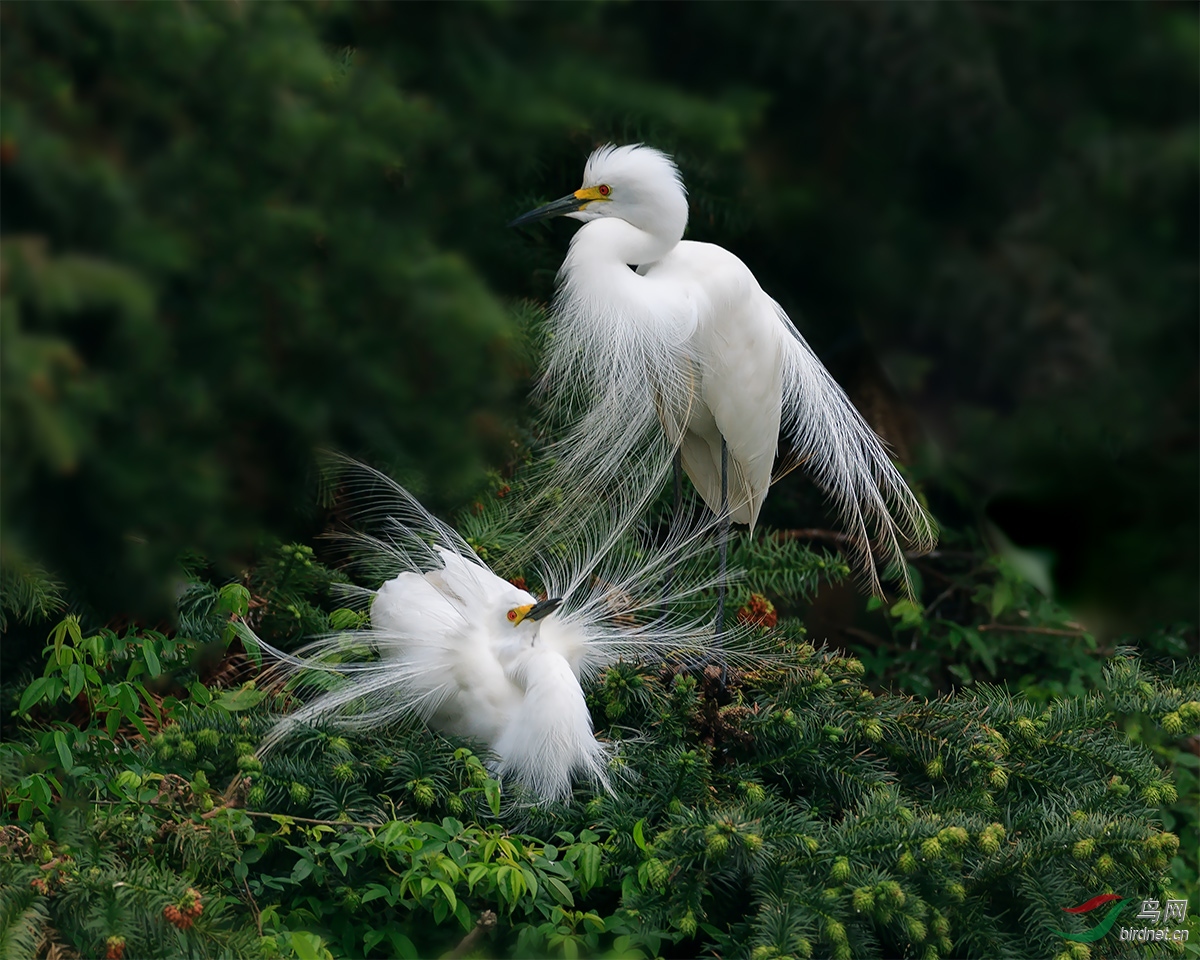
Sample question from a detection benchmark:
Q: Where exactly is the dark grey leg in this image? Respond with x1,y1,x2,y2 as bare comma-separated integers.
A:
659,449,684,620
715,438,729,645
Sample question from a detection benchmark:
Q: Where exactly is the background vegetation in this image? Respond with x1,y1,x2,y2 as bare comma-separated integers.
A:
2,3,1196,959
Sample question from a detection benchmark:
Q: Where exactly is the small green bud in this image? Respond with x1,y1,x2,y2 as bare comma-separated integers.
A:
896,806,915,825
409,779,435,808
921,837,942,860
289,782,311,804
831,856,851,882
844,658,865,676
235,741,255,757
938,826,969,847
237,755,262,773
1161,712,1184,736
898,850,917,874
446,793,464,816
989,766,1009,790
645,857,670,889
705,832,729,857
861,718,885,742
332,762,355,783
1014,717,1038,740
750,948,775,960
932,915,950,937
327,736,350,754
157,744,175,761
743,833,763,853
740,781,765,803
926,757,944,779
825,920,847,943
179,740,196,761
795,937,813,959
1095,854,1114,876
1140,785,1162,804
1072,838,1096,860
1177,701,1200,722
247,785,266,806
801,835,820,854
1159,783,1178,804
196,729,220,749
907,918,927,942
945,881,966,903
879,880,906,907
1068,944,1091,960
853,887,875,912
678,909,696,937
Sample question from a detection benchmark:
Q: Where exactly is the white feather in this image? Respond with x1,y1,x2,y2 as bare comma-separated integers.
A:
522,143,936,595
256,459,754,803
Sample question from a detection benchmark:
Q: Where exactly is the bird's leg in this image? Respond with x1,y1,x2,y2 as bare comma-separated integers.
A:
659,448,684,621
715,438,729,686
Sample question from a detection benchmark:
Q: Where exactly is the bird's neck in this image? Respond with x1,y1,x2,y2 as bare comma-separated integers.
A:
564,218,680,272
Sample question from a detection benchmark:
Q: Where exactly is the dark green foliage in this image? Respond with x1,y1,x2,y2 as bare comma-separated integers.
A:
1,4,1196,958
3,504,1196,958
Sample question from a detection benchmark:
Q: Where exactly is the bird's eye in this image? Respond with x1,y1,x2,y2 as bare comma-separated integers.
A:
598,184,611,196
507,609,518,622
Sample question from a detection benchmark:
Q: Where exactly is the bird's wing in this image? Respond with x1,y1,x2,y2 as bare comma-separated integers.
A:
492,646,609,801
770,297,937,596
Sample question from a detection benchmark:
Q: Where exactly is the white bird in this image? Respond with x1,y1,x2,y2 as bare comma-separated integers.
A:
256,460,738,803
511,144,936,597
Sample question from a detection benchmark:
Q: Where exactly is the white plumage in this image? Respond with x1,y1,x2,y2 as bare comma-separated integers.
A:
257,461,738,802
512,143,936,593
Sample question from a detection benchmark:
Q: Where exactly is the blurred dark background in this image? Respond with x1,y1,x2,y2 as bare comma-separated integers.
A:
2,3,1196,644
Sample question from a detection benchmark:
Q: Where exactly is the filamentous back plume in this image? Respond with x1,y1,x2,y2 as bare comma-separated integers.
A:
510,143,937,596
253,458,758,803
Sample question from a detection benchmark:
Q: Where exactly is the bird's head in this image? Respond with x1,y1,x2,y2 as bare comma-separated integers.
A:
506,597,563,629
509,143,688,244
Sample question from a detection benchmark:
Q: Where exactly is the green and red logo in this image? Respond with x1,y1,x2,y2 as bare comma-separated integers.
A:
1054,894,1126,942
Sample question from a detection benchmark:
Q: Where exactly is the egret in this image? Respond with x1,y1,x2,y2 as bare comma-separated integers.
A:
511,144,936,606
256,460,742,803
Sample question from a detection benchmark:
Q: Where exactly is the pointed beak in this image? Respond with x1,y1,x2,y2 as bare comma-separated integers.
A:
511,597,563,625
508,192,587,228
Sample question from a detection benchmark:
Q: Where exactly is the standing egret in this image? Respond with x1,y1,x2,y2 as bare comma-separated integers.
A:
511,144,935,606
256,460,742,803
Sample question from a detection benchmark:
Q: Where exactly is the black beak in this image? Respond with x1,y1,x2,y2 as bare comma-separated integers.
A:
525,597,564,621
508,193,585,228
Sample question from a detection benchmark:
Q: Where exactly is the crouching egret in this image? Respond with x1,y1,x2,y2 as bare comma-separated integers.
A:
511,144,936,601
256,460,742,803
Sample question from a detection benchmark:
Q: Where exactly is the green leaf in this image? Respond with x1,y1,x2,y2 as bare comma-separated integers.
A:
990,580,1013,619
67,663,85,701
576,844,601,893
962,629,999,676
291,858,314,883
632,819,647,852
18,677,52,713
485,777,501,816
52,730,72,770
546,876,574,905
142,639,161,677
